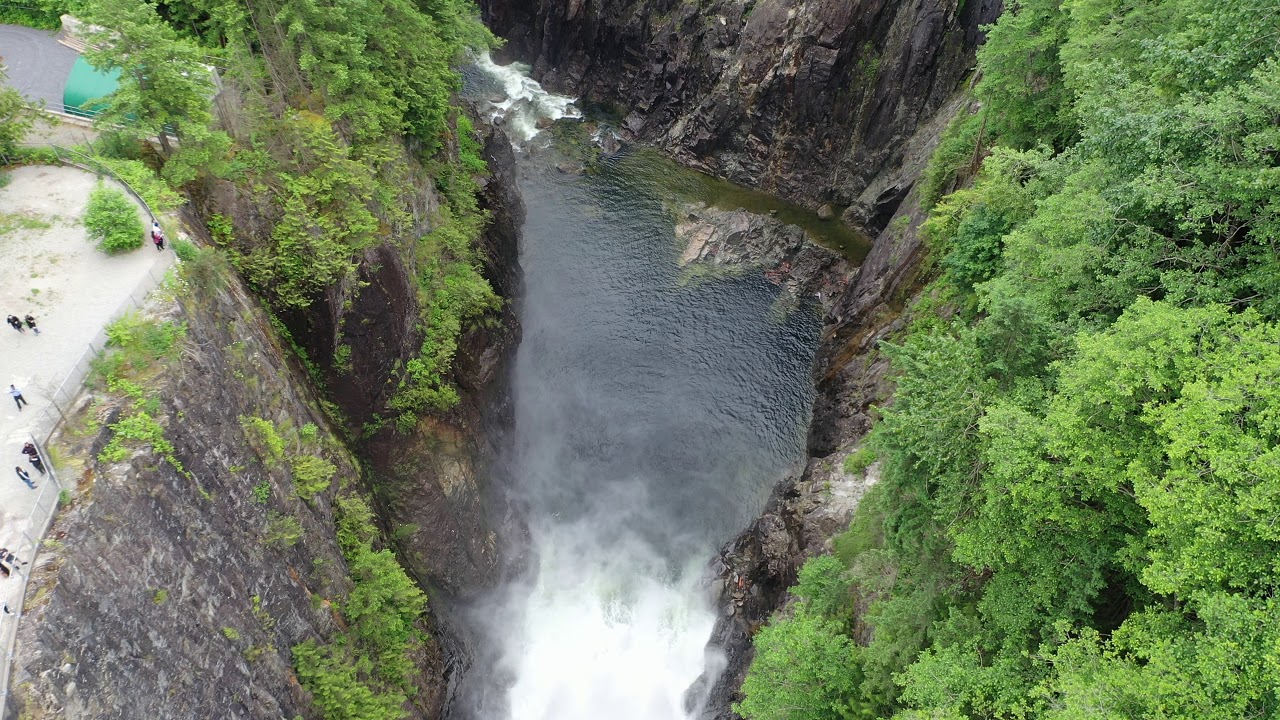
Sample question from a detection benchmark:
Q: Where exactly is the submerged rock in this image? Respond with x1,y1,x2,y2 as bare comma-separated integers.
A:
674,204,850,307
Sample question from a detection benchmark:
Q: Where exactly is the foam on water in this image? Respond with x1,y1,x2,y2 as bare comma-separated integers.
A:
473,53,581,142
499,524,721,720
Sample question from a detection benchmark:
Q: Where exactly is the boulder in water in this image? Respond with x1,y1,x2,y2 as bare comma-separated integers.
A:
817,203,835,220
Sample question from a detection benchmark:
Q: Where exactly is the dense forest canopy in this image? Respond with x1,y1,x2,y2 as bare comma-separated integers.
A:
740,0,1280,718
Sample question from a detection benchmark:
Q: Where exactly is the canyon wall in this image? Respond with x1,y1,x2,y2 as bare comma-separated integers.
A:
482,0,998,233
7,266,446,719
476,0,999,713
192,122,524,600
7,122,524,718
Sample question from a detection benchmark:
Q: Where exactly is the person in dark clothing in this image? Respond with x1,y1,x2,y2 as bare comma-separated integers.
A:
15,466,34,488
0,549,27,568
6,316,24,333
8,385,27,411
23,315,39,335
22,443,45,475
0,549,24,578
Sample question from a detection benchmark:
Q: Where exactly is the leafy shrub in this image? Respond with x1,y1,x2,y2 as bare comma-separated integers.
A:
918,109,986,211
293,640,407,720
83,182,145,253
93,314,186,388
92,130,146,160
13,146,58,165
0,81,34,158
736,611,867,720
171,237,198,262
0,0,66,29
97,410,186,477
841,446,877,474
940,203,1012,291
252,481,272,504
390,203,498,429
95,157,184,212
299,422,319,442
290,454,337,501
456,115,487,174
792,555,852,619
180,245,230,291
264,511,303,549
240,416,285,465
294,495,428,718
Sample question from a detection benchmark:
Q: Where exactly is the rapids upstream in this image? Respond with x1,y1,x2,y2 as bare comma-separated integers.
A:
457,59,826,720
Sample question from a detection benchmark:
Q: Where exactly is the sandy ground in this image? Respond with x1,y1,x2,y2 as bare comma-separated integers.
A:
0,164,173,556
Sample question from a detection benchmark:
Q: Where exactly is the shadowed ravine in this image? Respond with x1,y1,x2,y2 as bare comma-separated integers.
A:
454,61,825,720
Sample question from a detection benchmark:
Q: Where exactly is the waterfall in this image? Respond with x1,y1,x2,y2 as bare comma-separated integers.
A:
471,54,583,143
461,54,818,720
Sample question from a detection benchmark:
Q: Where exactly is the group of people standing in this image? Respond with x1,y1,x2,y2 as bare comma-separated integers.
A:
5,315,38,334
14,441,43,490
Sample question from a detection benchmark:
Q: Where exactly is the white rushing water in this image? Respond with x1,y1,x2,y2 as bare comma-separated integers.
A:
467,56,727,720
497,525,722,720
473,53,583,142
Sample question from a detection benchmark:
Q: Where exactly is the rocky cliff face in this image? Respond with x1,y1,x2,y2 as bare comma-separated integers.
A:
358,124,526,600
7,269,444,719
482,0,999,233
194,122,524,600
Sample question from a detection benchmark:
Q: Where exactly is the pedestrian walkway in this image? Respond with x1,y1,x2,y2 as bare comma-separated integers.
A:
0,163,174,586
0,24,78,113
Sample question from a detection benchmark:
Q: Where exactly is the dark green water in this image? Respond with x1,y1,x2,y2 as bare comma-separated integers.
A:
607,148,873,262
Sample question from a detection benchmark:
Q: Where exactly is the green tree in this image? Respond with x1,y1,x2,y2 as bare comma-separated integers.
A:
83,182,145,252
0,69,35,158
81,0,228,171
736,611,868,720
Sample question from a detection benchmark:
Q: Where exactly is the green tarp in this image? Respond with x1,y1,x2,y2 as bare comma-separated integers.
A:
62,56,120,118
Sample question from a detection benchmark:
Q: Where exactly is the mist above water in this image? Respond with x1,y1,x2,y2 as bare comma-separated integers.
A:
459,57,821,720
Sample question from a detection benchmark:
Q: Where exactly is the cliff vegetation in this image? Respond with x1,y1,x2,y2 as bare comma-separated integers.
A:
3,0,512,715
24,0,503,432
739,0,1280,718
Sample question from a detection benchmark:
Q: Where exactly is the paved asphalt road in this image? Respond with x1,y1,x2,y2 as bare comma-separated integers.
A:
0,24,78,112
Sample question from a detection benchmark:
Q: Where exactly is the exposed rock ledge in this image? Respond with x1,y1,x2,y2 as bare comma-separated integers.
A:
695,450,879,718
674,204,851,309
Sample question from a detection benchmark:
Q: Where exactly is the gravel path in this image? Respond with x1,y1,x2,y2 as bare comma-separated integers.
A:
0,164,174,563
0,24,78,112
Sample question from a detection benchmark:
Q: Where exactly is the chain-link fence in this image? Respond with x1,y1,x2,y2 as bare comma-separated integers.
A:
0,263,172,717
0,439,62,716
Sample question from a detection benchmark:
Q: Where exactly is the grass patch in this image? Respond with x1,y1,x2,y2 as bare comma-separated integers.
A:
0,210,53,236
92,314,190,478
842,446,877,474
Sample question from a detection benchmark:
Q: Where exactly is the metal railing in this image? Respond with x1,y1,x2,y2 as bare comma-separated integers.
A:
0,441,63,717
0,144,158,228
0,140,174,714
0,261,172,717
